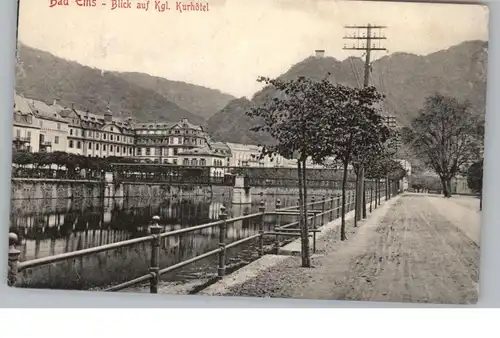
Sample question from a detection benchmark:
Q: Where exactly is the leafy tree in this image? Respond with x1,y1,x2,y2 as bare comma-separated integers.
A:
467,159,483,193
350,124,394,223
467,159,483,210
316,84,389,240
402,94,483,198
247,76,335,267
12,150,33,167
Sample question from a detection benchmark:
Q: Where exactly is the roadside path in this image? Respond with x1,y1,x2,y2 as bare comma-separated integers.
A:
212,194,480,304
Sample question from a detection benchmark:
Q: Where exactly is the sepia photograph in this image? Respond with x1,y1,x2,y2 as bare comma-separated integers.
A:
7,0,488,305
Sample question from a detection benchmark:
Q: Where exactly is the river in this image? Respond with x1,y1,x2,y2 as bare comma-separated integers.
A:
10,194,323,291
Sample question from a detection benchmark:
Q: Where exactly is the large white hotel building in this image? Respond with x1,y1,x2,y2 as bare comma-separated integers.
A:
12,94,304,169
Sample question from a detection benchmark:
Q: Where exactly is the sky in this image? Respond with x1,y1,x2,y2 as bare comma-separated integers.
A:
18,0,489,98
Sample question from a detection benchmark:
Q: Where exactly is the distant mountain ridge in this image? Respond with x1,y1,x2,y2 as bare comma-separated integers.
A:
206,40,488,144
112,72,236,119
15,43,235,124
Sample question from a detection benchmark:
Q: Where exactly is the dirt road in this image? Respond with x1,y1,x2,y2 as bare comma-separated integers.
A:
222,194,480,304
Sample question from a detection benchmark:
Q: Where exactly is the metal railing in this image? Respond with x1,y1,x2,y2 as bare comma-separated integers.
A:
12,168,104,181
7,180,399,293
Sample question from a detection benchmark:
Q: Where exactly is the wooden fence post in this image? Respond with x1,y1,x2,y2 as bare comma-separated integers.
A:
312,212,317,253
149,215,162,294
218,205,228,277
8,233,21,287
329,194,334,221
275,199,281,254
258,200,265,257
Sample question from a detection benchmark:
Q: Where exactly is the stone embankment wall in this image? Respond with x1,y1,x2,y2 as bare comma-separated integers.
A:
11,178,233,200
11,179,103,200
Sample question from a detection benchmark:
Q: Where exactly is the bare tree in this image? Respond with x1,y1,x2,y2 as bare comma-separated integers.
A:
402,94,483,198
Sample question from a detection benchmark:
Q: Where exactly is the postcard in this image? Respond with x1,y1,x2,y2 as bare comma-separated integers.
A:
8,0,487,304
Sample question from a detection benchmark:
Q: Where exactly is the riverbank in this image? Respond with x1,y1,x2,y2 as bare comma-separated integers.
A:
198,194,480,305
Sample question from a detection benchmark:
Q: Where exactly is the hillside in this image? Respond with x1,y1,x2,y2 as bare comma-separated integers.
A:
15,43,234,123
206,40,488,143
205,97,275,144
113,72,235,119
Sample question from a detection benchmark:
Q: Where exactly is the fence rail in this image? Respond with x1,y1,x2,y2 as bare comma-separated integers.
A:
7,179,400,292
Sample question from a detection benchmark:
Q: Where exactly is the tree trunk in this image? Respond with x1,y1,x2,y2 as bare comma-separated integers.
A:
440,177,451,198
446,178,453,198
385,174,389,201
353,173,359,227
297,161,308,267
340,161,348,241
362,181,367,218
301,158,310,267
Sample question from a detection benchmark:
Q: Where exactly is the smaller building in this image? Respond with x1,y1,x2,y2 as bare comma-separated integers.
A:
12,95,40,152
177,147,228,176
12,95,69,153
208,141,232,166
27,99,69,153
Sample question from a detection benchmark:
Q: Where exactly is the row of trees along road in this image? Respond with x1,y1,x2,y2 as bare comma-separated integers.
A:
247,75,404,268
402,94,484,199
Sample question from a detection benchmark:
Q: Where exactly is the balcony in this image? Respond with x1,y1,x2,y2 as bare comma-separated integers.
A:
40,141,52,148
13,136,31,144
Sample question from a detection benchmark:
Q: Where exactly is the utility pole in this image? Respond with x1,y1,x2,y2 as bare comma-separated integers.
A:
343,24,387,221
15,0,21,61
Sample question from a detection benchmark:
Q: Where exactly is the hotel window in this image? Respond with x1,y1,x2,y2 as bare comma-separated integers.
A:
69,140,74,148
111,127,114,132
191,159,198,166
88,142,92,150
77,141,81,149
200,159,206,166
183,158,189,165
146,148,151,156
96,144,99,150
155,148,161,156
117,136,120,142
103,134,107,140
123,146,126,153
110,145,114,152
54,136,59,144
110,135,113,141
173,148,178,155
137,148,141,155
16,129,20,138
103,145,107,151
129,148,132,154
173,159,178,165
57,123,61,130
75,129,78,137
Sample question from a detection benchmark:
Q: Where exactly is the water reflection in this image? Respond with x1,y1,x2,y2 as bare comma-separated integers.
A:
10,193,342,289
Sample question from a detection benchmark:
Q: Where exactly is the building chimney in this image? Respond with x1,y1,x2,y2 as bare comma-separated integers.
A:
315,49,325,58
